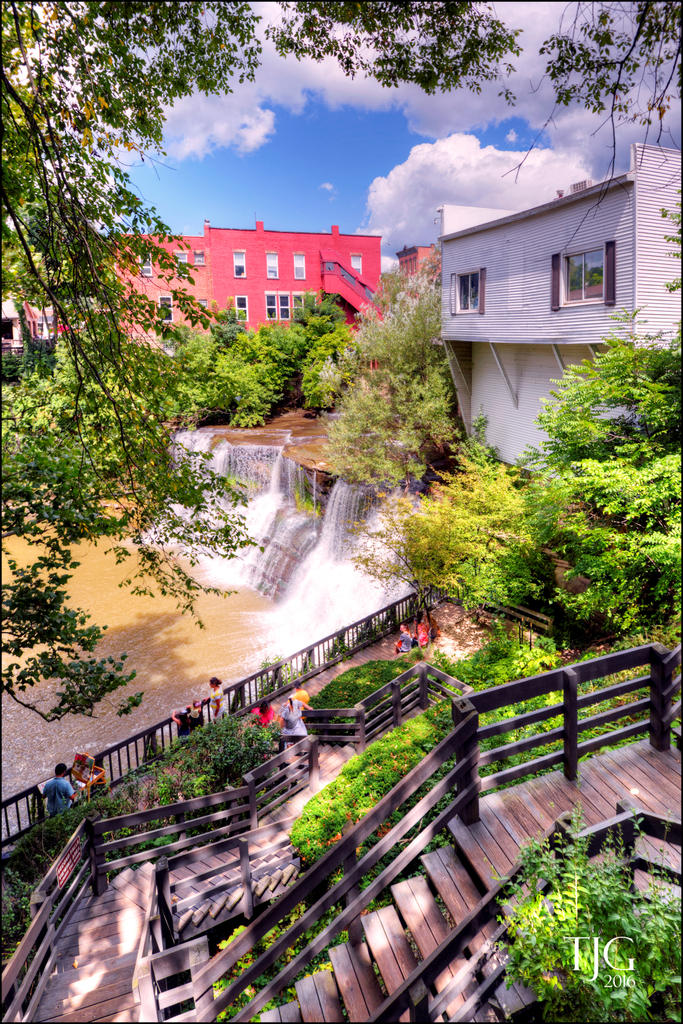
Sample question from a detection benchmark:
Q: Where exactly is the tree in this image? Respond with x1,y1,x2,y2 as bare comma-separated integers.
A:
522,324,681,634
353,451,536,613
326,261,459,487
2,1,679,718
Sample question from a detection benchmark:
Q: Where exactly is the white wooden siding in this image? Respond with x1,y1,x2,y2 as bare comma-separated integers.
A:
441,185,634,346
471,342,595,464
633,144,681,339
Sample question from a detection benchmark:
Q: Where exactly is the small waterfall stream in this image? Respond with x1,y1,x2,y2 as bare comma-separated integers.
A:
172,427,407,649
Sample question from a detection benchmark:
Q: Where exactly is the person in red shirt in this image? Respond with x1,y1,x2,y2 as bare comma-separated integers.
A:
251,699,275,726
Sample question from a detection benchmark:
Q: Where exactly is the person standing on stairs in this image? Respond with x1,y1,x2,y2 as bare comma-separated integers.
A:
277,694,308,751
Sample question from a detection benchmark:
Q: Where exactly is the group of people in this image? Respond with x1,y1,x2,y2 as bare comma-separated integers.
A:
170,679,312,752
394,611,440,654
43,613,442,819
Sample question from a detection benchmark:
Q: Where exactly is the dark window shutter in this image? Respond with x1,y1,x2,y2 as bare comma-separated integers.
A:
551,253,561,311
605,240,616,306
450,273,457,315
479,267,486,315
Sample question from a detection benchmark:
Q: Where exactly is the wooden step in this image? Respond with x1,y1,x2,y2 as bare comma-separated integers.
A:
44,951,137,991
260,1001,302,1022
362,905,417,1017
55,930,141,961
391,875,472,1013
294,971,344,1022
36,953,138,1020
329,941,384,1020
39,990,139,1023
421,845,484,924
448,815,512,890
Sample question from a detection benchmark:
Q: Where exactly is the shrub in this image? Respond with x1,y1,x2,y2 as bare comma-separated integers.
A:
309,656,413,708
503,808,681,1022
432,623,560,690
290,702,453,865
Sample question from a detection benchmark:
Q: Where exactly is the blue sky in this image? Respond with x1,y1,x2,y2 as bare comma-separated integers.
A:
127,2,680,268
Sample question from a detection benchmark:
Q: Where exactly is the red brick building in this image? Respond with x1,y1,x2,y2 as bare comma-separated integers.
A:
396,244,436,274
134,219,381,330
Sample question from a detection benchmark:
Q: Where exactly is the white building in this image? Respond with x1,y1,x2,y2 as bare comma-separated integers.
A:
440,143,681,463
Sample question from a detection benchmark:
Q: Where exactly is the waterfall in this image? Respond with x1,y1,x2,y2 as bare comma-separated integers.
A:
171,428,409,651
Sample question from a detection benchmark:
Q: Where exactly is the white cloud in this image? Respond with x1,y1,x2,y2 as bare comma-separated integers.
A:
161,2,680,186
319,182,337,199
363,133,592,254
506,129,518,143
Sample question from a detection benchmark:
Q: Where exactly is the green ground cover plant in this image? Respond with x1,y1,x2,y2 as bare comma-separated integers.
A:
290,702,453,864
308,656,413,708
502,808,681,1022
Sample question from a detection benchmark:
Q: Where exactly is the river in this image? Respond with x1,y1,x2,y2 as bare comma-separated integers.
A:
2,412,399,797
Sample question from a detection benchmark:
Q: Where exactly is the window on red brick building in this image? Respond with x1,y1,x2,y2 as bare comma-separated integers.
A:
267,253,279,279
233,252,246,277
140,256,152,277
294,254,305,279
175,252,188,265
159,296,173,321
351,254,362,274
265,294,277,319
194,251,205,266
235,296,248,321
279,294,290,319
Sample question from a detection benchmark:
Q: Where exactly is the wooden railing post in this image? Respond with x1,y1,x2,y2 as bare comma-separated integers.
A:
85,814,106,896
144,728,158,763
29,889,47,921
308,738,319,791
391,680,402,728
408,978,430,1022
341,820,363,946
135,957,160,1022
356,705,366,752
155,857,175,948
238,839,254,920
247,776,259,831
419,662,429,709
649,643,671,751
563,667,579,780
451,697,480,825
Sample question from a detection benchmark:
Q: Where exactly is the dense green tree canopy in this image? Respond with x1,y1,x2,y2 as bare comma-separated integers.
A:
326,259,459,487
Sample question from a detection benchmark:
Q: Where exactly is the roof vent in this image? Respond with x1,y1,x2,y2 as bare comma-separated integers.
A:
570,179,593,194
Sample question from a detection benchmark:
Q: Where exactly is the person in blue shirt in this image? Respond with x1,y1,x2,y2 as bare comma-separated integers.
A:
42,764,76,816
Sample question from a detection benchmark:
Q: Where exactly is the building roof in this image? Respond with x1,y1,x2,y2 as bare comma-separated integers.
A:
439,173,634,243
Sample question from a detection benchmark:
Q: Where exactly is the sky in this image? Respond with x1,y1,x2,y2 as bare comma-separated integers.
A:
128,2,681,270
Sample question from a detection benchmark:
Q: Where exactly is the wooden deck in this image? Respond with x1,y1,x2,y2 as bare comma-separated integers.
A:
31,740,680,1023
263,739,681,1023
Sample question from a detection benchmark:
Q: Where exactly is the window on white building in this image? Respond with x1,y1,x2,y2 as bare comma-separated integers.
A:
565,249,603,302
194,251,205,266
235,296,248,321
294,254,306,279
175,251,188,264
140,257,152,277
265,293,277,319
267,253,279,279
458,272,479,311
159,296,173,321
234,251,246,277
350,254,362,274
279,294,290,319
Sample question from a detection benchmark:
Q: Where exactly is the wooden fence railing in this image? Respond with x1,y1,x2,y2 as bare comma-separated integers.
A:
1,818,93,1023
1,587,447,848
367,803,681,1023
162,640,680,1021
87,737,316,895
2,642,679,1022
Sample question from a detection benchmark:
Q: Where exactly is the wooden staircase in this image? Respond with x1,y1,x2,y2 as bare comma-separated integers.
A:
171,833,300,941
260,837,533,1023
34,863,154,1023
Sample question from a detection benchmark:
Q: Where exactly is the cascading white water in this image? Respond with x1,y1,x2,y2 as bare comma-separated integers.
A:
171,428,409,655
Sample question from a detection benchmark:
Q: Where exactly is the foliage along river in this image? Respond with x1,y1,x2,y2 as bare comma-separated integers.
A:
1,413,399,797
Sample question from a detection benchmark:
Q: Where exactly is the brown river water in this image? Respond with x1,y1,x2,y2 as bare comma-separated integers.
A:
1,412,346,798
